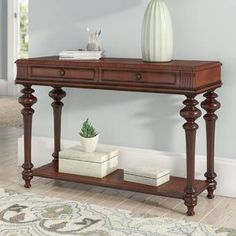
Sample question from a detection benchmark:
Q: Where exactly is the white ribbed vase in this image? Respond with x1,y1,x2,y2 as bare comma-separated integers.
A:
142,0,173,62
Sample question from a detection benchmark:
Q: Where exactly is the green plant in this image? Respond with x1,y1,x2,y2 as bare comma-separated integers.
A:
80,119,98,138
20,0,29,58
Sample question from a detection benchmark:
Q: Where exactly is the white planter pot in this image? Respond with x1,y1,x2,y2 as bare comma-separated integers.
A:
142,0,173,62
80,134,99,153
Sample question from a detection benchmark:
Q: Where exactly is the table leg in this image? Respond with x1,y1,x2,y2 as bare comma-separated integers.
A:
180,95,201,216
18,86,37,188
201,91,221,199
49,87,66,161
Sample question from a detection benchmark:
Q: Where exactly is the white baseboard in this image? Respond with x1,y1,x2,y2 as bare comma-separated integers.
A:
0,79,8,96
18,136,236,198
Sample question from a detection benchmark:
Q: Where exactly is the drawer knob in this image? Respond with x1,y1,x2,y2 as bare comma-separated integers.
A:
135,73,142,81
59,69,65,77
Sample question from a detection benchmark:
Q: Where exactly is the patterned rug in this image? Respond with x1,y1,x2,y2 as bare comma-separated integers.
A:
0,96,23,128
0,189,235,236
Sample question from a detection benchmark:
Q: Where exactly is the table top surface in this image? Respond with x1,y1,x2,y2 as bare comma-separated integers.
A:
16,56,222,71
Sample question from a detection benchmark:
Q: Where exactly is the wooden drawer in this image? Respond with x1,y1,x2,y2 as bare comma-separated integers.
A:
101,69,176,86
30,66,96,81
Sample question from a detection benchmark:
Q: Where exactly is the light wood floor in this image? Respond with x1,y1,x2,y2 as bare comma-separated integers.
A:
0,127,235,229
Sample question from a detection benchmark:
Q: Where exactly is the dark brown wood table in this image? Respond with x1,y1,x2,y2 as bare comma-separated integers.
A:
15,57,222,216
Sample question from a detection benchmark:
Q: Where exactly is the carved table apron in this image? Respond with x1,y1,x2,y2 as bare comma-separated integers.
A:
16,57,222,216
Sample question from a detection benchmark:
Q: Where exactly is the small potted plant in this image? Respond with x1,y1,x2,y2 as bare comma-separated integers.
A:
80,118,99,153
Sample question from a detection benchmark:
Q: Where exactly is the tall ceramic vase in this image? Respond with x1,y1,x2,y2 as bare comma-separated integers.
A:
142,0,173,62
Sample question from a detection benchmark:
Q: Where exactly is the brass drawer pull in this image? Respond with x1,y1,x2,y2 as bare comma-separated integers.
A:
135,73,142,81
59,69,65,77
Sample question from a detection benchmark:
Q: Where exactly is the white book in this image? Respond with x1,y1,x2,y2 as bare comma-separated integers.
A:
59,53,103,58
59,51,103,57
59,54,102,58
59,57,102,61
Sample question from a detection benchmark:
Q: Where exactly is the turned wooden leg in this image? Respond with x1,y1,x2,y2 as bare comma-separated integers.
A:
18,86,37,188
201,91,221,199
49,87,66,161
180,95,201,216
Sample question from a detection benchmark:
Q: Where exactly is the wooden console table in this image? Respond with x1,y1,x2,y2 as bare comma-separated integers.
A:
16,57,222,216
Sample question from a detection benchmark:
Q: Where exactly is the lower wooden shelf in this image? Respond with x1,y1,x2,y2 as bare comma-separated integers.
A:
33,161,209,199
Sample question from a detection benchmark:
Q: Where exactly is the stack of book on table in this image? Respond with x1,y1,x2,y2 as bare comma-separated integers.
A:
124,167,170,187
59,50,104,60
59,145,119,178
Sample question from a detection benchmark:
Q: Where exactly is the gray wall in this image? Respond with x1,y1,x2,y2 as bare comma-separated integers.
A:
0,0,7,80
29,0,236,159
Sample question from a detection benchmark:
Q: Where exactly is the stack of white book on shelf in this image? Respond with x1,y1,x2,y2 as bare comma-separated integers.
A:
59,145,119,178
59,50,104,60
124,167,170,187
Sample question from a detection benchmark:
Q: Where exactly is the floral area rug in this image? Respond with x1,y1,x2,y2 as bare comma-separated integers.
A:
0,189,235,236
